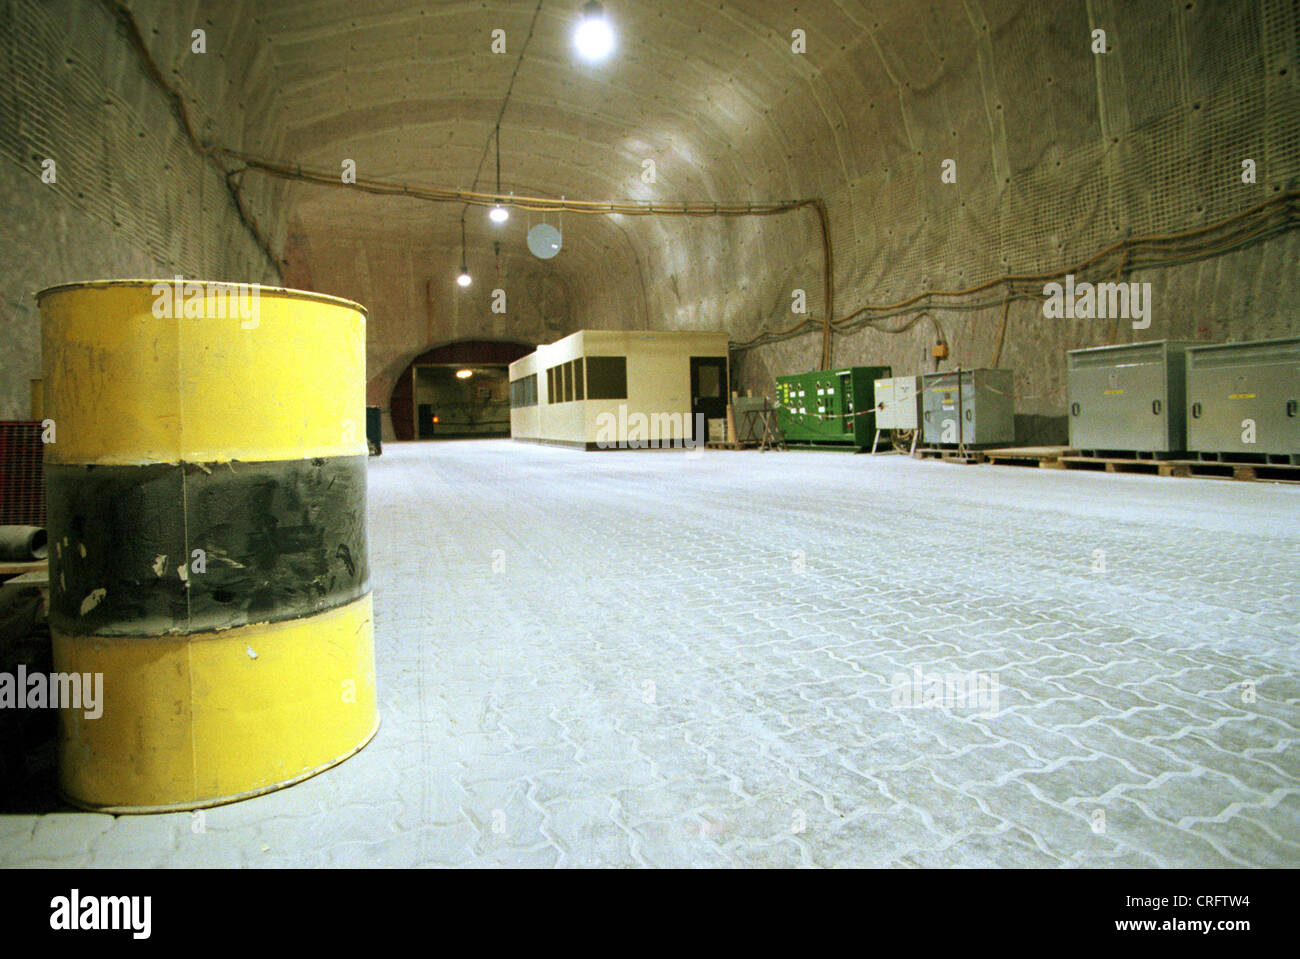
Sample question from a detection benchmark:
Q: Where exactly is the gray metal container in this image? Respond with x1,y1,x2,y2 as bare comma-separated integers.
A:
1067,341,1201,452
920,368,1015,446
1185,337,1300,456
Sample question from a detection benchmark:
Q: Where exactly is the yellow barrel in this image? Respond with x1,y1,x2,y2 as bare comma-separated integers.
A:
38,279,379,813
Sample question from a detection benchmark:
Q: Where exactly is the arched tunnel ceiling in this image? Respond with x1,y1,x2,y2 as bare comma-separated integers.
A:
203,0,948,305
3,0,1291,424
128,0,1295,413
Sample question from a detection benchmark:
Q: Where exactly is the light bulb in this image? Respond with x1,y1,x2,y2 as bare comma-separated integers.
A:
574,3,615,61
489,205,509,224
456,268,472,287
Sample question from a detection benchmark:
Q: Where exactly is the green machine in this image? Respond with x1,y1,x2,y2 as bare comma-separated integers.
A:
775,366,891,448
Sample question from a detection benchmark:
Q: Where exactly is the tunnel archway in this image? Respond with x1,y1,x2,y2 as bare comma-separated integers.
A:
389,339,535,441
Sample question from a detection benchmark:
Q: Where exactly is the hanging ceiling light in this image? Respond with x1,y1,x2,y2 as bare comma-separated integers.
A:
489,126,510,224
455,369,474,379
456,212,471,287
574,1,615,61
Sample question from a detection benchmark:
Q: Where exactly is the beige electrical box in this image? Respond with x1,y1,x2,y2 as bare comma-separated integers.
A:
874,375,920,430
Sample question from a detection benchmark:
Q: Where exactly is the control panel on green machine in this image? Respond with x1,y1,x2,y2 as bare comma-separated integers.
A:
775,365,890,447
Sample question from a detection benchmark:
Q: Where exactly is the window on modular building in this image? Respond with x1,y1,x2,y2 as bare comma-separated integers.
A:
548,366,557,403
585,356,627,400
558,362,569,403
511,375,538,408
697,362,723,398
572,358,584,400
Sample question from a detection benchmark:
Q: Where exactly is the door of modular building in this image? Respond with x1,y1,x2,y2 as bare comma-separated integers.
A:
690,356,728,439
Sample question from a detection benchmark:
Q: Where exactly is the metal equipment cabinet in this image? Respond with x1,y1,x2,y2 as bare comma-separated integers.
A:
1185,337,1300,457
1067,341,1199,453
920,369,1015,446
874,375,921,430
365,405,383,455
776,365,891,448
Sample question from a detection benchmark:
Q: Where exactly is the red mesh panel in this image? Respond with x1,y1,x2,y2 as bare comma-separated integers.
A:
0,421,46,527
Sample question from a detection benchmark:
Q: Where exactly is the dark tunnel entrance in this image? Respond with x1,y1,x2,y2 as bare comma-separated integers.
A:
389,340,534,441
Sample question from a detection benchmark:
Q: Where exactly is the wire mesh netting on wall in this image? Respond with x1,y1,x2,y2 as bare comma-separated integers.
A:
878,2,1288,306
726,0,1297,351
0,0,278,284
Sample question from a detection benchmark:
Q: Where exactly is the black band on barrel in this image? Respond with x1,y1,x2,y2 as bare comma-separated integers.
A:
46,455,370,637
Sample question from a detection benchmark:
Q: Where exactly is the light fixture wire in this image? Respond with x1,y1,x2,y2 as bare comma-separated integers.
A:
464,0,544,231
460,210,468,275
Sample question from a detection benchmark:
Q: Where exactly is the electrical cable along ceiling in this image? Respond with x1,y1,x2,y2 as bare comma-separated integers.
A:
2,0,1296,390
239,0,1300,363
236,0,853,375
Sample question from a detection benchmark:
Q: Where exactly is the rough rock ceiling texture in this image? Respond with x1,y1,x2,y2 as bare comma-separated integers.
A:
246,0,864,400
2,0,1296,427
211,0,1300,416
